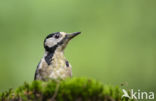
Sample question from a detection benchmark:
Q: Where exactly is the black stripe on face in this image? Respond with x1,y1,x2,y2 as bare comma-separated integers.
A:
44,32,60,49
44,35,67,52
44,35,67,65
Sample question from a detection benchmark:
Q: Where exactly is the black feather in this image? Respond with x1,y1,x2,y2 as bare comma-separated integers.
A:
34,60,41,80
65,60,69,67
44,33,68,65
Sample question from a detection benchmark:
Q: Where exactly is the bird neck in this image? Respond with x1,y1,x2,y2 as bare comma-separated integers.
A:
53,51,65,61
44,48,65,65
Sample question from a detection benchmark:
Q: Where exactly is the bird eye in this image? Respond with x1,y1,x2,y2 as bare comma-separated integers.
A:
54,34,60,39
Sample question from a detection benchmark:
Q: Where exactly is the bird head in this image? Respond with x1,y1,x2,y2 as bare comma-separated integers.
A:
44,32,81,53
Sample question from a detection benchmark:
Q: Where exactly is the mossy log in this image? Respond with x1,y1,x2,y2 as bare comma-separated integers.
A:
0,77,132,101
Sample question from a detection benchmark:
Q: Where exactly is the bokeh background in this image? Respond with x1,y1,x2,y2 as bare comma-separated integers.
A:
0,0,156,93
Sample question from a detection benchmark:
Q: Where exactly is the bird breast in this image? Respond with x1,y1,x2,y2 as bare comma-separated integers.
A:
36,51,72,80
49,51,72,79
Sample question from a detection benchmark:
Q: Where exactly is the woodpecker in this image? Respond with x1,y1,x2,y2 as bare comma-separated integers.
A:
34,32,81,81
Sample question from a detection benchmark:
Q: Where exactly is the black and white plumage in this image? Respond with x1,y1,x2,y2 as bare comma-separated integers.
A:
34,32,81,81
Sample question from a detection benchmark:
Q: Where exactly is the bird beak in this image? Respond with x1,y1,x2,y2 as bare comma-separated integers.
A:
67,32,81,40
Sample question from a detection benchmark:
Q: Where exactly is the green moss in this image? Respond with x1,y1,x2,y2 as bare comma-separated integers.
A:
0,77,133,101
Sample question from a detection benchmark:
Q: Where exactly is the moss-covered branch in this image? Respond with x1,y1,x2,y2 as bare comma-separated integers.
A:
0,77,132,101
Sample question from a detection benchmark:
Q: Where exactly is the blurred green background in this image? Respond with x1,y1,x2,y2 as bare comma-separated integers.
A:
0,0,156,93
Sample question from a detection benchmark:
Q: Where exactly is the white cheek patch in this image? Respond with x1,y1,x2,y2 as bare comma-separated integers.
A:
45,37,63,47
45,32,67,48
45,37,58,47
